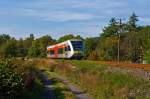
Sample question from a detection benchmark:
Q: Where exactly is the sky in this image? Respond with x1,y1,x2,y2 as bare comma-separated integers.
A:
0,0,150,39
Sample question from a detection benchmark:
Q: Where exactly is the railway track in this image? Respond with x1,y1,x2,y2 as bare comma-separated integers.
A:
99,61,150,70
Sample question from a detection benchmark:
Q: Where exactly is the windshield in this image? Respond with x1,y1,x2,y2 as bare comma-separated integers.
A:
71,41,83,51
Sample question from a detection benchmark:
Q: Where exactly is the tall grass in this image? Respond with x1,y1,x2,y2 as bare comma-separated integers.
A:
55,60,150,99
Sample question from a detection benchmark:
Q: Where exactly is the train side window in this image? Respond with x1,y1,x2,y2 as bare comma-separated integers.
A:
58,48,63,54
65,47,67,51
68,46,71,51
64,46,71,51
50,50,54,55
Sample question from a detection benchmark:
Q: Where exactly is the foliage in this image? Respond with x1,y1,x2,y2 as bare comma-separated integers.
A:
87,51,99,60
28,35,56,57
58,34,83,43
28,40,41,57
0,60,24,98
0,39,18,58
0,34,56,58
97,13,150,62
0,59,43,99
84,37,99,58
144,49,150,63
0,34,11,44
126,13,139,32
98,36,118,60
101,17,119,38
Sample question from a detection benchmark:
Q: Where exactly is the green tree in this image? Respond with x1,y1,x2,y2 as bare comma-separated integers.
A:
121,31,144,62
58,34,83,43
74,35,84,40
28,40,40,57
98,36,118,60
0,34,11,44
58,34,74,43
84,37,99,59
28,35,56,58
126,13,138,32
0,39,17,58
138,26,150,63
23,34,34,49
101,18,119,37
16,39,27,57
38,35,56,57
144,49,150,63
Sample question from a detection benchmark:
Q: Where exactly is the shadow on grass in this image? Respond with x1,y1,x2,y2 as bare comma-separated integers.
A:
17,77,44,99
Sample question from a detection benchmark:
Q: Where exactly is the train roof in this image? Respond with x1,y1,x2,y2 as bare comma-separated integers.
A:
47,39,82,49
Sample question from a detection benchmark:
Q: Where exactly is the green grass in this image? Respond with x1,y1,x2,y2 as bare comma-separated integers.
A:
55,60,150,99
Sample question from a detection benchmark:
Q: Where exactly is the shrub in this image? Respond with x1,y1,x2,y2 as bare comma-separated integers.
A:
0,60,24,98
88,51,99,60
0,59,38,99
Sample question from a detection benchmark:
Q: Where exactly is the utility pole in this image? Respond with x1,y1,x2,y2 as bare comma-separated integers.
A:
117,19,122,61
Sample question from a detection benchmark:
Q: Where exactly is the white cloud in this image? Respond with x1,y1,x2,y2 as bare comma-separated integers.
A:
14,8,97,22
139,17,150,24
44,11,97,22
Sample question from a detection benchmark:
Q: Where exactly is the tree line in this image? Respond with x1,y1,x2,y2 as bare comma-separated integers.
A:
0,13,150,63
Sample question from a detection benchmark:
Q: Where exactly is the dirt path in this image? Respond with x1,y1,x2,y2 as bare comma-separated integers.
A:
39,70,90,99
57,77,90,99
39,70,56,99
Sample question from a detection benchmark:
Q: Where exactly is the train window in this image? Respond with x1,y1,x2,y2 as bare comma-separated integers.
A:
68,46,71,51
65,47,67,51
50,50,54,55
58,48,63,54
65,46,71,51
71,41,83,51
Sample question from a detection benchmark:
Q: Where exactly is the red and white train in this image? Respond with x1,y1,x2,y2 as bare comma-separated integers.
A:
47,39,84,59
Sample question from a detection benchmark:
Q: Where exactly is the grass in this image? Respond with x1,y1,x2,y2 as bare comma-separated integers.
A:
28,59,150,98
43,68,75,99
55,59,150,99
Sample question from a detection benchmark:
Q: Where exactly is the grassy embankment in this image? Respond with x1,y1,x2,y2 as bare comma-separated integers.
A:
55,59,150,99
10,58,149,99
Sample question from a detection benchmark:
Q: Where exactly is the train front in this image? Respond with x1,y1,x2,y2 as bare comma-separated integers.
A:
70,40,84,59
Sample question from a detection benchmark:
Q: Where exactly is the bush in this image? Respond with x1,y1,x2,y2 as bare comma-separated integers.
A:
0,59,38,99
88,51,99,60
0,60,24,98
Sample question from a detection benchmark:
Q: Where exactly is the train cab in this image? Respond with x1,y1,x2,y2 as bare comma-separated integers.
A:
47,39,84,59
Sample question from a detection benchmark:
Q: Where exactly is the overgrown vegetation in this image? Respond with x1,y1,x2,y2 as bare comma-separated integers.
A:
0,59,44,99
55,60,150,99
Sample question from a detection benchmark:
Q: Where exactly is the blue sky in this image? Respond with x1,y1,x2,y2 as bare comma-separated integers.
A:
0,0,150,39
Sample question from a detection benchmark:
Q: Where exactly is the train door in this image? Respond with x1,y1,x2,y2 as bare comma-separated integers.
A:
65,45,71,58
54,46,58,58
